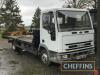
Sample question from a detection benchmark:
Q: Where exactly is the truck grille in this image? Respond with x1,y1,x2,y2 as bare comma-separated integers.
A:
66,41,92,50
60,47,94,60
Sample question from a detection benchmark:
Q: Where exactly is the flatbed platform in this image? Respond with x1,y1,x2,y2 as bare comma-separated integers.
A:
8,35,33,43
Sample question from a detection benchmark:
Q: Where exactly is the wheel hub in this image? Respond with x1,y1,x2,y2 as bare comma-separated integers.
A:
41,53,48,63
12,45,15,50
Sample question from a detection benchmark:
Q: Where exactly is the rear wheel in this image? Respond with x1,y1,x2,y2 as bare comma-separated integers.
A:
12,43,16,51
12,43,22,54
12,44,16,51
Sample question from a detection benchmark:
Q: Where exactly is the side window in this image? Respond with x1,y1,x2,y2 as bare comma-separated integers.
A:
42,13,50,30
42,12,55,30
42,12,56,41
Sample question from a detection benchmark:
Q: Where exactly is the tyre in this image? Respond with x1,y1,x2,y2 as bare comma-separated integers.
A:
40,50,51,65
12,43,17,51
12,43,22,54
12,44,16,51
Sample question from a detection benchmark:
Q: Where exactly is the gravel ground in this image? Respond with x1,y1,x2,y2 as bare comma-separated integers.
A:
0,39,95,75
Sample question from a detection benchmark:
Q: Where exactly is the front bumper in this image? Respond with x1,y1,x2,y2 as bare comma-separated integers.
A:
49,48,95,64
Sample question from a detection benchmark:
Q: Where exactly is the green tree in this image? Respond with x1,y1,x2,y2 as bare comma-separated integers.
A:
0,0,4,24
0,0,22,32
62,0,95,9
0,0,4,8
31,7,41,29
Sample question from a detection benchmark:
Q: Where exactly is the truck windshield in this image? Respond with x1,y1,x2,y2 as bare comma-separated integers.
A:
57,10,92,32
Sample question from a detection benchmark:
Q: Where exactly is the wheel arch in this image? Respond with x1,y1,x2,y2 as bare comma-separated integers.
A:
38,44,49,56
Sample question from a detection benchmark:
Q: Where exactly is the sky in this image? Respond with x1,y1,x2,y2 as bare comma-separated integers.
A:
17,0,64,26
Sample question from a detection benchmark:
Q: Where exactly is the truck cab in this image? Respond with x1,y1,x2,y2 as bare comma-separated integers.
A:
39,8,95,64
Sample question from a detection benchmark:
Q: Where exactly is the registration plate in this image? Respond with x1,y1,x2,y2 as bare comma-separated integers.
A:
76,55,87,59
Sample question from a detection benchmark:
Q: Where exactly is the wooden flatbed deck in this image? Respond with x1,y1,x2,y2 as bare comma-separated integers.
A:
8,35,33,43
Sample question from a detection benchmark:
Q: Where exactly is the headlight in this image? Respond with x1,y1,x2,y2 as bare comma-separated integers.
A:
61,55,68,59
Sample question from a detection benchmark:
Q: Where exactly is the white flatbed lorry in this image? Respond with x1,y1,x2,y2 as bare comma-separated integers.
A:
8,8,95,65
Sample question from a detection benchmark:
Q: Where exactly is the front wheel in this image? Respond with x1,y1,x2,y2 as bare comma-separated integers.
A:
41,50,51,65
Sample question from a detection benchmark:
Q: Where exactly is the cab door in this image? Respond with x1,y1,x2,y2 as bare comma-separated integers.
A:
40,12,57,51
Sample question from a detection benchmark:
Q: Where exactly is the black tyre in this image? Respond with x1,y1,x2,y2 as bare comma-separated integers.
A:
12,43,17,51
40,50,51,65
12,43,22,54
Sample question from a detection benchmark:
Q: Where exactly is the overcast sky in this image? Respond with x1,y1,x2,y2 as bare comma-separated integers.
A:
17,0,64,26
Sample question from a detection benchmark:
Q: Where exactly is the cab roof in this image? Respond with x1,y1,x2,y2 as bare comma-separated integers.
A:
41,8,88,13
